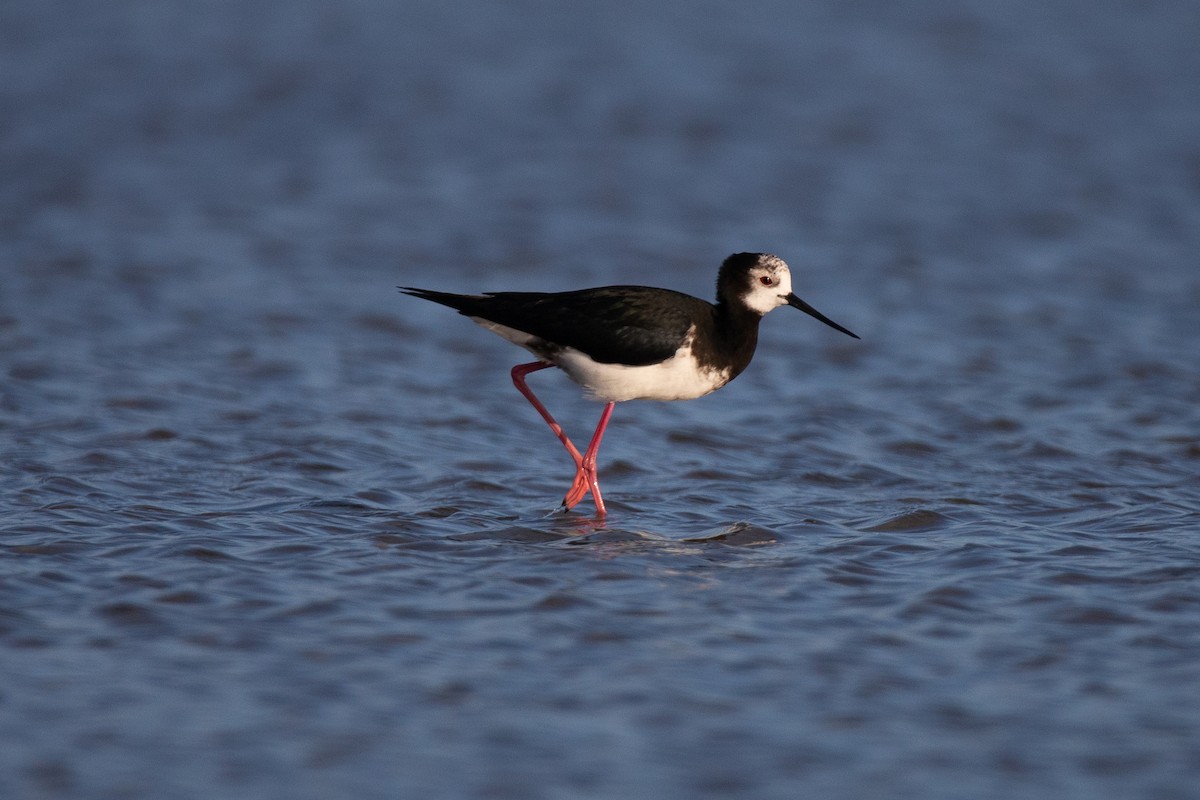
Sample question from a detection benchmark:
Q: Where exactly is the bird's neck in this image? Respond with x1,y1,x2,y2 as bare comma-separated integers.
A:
710,301,762,377
714,298,763,331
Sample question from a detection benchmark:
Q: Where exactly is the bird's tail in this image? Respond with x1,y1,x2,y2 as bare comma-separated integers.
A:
398,287,482,314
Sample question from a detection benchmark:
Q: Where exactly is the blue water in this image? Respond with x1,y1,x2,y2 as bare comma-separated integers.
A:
3,1,1200,798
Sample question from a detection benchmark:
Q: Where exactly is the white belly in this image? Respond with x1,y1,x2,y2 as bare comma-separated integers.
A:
470,318,730,402
558,345,729,401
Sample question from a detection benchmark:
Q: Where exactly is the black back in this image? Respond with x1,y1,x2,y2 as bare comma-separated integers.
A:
401,286,714,366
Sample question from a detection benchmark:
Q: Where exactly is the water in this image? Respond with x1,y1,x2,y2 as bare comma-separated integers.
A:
3,1,1199,798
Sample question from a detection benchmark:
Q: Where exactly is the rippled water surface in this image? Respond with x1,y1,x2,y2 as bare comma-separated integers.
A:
3,1,1200,798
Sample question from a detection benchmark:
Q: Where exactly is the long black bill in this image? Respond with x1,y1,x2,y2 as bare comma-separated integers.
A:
786,293,860,339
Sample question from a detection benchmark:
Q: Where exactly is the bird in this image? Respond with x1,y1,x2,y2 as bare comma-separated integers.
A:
401,252,859,517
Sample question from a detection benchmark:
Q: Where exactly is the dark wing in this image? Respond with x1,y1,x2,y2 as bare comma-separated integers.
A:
401,286,710,366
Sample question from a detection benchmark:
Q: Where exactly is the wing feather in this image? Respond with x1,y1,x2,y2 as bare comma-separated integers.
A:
402,286,710,366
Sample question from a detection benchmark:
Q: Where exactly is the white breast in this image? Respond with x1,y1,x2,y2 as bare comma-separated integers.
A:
555,329,730,402
469,318,729,402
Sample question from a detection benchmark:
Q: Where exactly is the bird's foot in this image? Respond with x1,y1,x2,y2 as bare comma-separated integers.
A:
561,468,590,511
560,465,605,516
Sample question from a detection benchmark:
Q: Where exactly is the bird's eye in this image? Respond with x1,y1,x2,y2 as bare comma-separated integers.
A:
759,275,774,286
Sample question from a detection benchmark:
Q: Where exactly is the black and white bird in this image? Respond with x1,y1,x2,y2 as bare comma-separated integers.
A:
401,252,859,516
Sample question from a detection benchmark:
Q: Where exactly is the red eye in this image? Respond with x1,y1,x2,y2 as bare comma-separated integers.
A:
759,276,774,286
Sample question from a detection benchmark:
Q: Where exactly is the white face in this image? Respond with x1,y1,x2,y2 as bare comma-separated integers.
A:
743,256,793,315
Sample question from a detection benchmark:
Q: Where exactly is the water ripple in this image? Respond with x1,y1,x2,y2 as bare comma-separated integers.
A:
2,2,1200,798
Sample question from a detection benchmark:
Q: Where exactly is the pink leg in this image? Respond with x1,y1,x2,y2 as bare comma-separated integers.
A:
562,402,615,516
511,362,583,467
510,362,613,517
